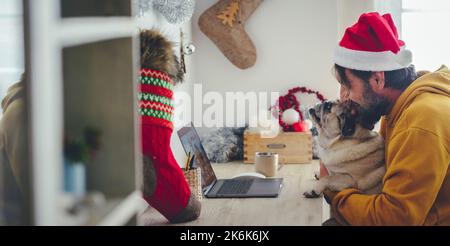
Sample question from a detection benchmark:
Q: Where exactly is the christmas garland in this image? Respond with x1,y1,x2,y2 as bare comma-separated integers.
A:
275,86,326,132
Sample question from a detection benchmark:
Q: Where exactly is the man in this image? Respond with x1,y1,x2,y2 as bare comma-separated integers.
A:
323,12,450,225
0,73,29,225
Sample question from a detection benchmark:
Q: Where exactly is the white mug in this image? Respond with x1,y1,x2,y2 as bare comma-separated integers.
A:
254,152,279,177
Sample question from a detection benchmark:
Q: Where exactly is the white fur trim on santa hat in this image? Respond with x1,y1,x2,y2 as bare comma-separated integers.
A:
334,45,413,71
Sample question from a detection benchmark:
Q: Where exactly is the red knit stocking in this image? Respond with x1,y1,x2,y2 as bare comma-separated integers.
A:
139,68,199,222
142,125,191,219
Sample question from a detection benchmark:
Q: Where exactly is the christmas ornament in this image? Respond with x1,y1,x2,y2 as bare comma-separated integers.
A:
136,0,196,24
136,0,152,17
271,86,326,132
153,0,196,24
292,121,308,132
179,28,196,75
199,0,263,69
183,43,196,55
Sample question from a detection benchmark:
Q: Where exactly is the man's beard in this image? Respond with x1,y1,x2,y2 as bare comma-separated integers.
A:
357,84,390,129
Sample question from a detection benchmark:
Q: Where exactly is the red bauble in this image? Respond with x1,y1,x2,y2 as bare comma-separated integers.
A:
291,122,302,132
291,121,308,132
299,121,308,132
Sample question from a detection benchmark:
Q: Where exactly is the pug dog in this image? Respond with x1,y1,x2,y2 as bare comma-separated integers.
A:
303,100,385,198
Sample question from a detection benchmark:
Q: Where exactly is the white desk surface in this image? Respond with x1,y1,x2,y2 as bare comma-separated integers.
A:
138,160,325,226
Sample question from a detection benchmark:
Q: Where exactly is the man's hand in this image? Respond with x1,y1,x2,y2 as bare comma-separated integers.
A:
323,189,339,205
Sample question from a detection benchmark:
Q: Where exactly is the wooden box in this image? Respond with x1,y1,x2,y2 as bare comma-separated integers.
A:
243,130,312,164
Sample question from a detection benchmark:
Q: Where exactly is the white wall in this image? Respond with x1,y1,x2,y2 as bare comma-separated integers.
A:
191,0,339,126
337,0,401,38
337,0,375,37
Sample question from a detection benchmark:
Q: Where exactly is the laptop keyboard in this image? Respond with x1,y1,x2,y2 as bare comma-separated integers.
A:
217,179,254,195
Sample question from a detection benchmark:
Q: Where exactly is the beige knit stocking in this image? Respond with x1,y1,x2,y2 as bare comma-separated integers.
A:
198,0,263,69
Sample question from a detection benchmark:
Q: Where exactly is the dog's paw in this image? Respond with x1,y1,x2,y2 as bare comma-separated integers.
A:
302,181,323,198
303,181,322,198
303,190,322,198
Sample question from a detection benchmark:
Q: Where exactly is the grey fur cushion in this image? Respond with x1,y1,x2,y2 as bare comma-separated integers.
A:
199,127,246,163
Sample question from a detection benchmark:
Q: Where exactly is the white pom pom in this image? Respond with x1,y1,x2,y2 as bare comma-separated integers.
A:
281,109,300,125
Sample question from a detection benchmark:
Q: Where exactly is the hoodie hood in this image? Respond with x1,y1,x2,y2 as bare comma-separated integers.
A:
387,65,450,126
1,82,25,114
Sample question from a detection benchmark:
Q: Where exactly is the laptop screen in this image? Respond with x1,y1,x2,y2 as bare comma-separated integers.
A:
177,123,217,190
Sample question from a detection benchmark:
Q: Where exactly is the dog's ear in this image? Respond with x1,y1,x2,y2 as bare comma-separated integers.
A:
339,111,356,137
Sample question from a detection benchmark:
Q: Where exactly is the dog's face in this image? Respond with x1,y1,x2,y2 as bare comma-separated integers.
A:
309,100,356,139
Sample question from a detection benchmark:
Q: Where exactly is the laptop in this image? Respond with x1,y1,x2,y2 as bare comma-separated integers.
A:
177,123,283,198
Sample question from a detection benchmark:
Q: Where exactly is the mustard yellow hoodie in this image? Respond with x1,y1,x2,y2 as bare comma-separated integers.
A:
331,65,450,225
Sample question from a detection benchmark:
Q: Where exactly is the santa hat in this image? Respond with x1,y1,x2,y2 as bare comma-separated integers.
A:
334,12,412,71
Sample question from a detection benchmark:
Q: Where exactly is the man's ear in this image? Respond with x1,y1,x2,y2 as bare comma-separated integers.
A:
340,112,356,137
369,71,385,93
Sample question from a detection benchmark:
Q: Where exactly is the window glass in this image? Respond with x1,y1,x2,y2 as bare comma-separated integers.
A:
401,1,450,70
403,0,450,11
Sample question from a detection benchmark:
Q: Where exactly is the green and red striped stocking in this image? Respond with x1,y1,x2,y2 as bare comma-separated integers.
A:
139,68,200,223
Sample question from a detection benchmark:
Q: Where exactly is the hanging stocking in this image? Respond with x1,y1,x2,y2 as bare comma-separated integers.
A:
140,68,201,223
140,29,201,223
199,0,264,69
